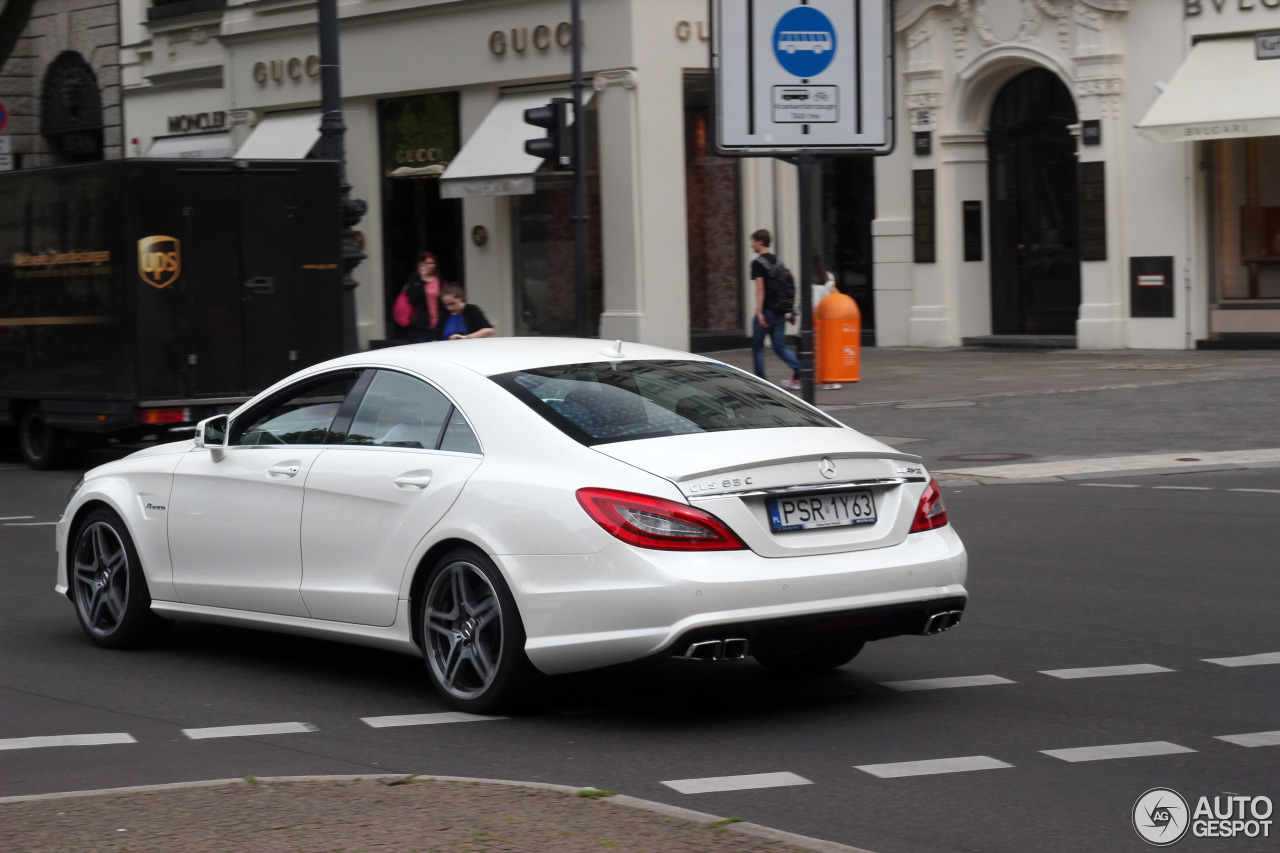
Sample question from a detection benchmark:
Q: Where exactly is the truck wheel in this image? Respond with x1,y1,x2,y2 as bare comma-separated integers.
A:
19,406,66,470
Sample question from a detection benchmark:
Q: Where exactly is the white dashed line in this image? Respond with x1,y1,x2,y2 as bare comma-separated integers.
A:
1041,741,1195,763
1216,731,1280,748
1152,486,1213,491
1228,488,1280,494
661,772,812,795
882,674,1015,692
855,756,1013,779
361,712,507,728
938,448,1280,479
0,733,137,750
1040,664,1173,680
1078,483,1142,488
1203,652,1280,667
181,722,317,740
0,516,35,521
4,522,58,527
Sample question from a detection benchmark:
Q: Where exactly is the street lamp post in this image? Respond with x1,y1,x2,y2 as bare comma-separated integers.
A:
570,0,590,338
316,0,367,354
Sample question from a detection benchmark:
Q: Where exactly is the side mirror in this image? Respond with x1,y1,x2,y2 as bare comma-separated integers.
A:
195,414,230,461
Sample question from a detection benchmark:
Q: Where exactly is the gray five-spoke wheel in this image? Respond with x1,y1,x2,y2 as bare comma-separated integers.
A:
73,521,132,638
423,558,505,702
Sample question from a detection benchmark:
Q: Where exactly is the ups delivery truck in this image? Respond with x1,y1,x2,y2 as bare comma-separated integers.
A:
0,159,345,468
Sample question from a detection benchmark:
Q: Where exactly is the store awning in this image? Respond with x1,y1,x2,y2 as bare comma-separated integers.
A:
1137,36,1280,143
439,90,591,199
145,132,233,159
234,111,321,159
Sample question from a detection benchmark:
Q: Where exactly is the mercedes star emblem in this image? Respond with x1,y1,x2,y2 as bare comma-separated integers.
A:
819,458,837,479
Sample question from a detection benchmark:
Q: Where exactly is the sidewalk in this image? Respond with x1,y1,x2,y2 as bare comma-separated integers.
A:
1,775,868,853
707,345,1280,408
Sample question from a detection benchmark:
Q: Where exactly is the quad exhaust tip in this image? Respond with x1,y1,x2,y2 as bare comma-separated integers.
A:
679,638,750,661
922,609,963,636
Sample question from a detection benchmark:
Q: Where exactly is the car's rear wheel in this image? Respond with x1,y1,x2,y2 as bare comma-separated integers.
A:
420,547,536,713
71,508,170,649
754,636,865,676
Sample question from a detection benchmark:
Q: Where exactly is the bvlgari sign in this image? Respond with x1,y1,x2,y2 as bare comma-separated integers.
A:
1185,0,1280,14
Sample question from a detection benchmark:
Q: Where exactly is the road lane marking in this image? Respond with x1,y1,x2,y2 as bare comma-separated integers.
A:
1204,652,1280,667
855,756,1012,779
182,722,317,740
938,448,1280,479
882,674,1015,692
4,522,58,526
1078,483,1142,488
1040,664,1173,679
1229,488,1280,494
661,772,812,794
0,733,137,750
1041,741,1195,763
1216,731,1280,748
361,712,507,728
0,516,35,521
1152,486,1213,491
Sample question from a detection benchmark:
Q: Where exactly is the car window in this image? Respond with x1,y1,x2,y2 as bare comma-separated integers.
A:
492,360,837,445
439,408,481,454
234,373,359,446
345,370,453,450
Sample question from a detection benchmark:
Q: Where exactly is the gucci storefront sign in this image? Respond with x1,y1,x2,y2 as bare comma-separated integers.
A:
489,22,577,55
253,56,321,86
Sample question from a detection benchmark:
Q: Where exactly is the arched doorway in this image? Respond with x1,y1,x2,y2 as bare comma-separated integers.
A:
987,69,1080,335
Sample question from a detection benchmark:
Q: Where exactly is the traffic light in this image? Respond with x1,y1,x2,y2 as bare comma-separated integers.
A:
523,97,574,171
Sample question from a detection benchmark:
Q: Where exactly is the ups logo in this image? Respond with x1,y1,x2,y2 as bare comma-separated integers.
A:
138,236,181,289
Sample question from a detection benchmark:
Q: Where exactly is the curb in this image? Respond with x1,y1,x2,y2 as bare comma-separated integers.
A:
0,774,878,853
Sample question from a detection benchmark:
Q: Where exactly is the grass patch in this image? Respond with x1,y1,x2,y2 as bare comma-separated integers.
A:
577,789,617,799
708,817,744,828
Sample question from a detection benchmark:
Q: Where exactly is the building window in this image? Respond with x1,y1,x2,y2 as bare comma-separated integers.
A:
1212,136,1280,301
513,109,602,337
685,76,742,333
820,157,875,331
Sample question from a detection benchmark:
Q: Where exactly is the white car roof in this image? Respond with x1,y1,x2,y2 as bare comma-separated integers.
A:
325,337,719,378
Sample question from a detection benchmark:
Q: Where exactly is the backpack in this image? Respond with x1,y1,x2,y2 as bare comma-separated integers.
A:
758,255,796,314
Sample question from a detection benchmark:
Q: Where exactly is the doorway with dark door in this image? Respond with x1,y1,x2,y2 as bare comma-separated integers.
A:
987,68,1080,336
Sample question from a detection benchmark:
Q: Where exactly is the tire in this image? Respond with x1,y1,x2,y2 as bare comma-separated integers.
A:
70,508,171,649
19,405,65,470
419,547,537,713
754,637,865,676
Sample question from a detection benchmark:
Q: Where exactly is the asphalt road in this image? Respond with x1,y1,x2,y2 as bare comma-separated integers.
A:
2,361,1278,853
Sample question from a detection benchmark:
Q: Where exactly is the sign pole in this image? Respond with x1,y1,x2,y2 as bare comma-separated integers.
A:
571,0,590,338
796,152,816,404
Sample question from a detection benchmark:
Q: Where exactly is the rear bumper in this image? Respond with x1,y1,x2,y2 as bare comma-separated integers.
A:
501,524,967,675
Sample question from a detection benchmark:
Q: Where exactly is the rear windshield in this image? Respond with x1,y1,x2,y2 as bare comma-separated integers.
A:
492,360,836,445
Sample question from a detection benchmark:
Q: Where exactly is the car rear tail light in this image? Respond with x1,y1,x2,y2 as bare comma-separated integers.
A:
909,478,949,533
576,488,746,551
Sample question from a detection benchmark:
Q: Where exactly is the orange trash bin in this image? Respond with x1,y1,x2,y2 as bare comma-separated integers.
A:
814,293,861,384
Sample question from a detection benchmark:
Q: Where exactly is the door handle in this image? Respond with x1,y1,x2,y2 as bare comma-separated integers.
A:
267,464,300,478
245,276,276,295
394,473,433,489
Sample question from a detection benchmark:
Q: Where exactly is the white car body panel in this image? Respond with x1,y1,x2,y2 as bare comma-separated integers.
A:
56,338,970,682
300,445,482,625
168,446,325,617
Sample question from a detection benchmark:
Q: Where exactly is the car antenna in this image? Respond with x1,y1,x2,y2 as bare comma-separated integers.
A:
600,340,625,359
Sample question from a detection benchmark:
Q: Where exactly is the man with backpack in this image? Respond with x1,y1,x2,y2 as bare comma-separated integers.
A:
750,228,803,389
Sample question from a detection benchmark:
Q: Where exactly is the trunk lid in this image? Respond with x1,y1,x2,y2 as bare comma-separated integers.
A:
592,427,929,556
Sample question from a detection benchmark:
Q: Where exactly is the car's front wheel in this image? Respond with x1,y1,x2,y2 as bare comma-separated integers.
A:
420,547,536,713
71,508,170,649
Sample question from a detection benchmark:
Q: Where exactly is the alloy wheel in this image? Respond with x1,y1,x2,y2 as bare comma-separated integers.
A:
73,521,131,638
423,559,505,701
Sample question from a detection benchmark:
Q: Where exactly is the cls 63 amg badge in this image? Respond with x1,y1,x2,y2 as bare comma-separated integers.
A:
137,236,180,289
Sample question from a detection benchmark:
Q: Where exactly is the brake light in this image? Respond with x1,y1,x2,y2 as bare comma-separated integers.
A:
140,407,190,425
909,478,949,533
576,488,746,551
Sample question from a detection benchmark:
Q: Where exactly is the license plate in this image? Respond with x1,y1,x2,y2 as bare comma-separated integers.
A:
768,490,877,532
